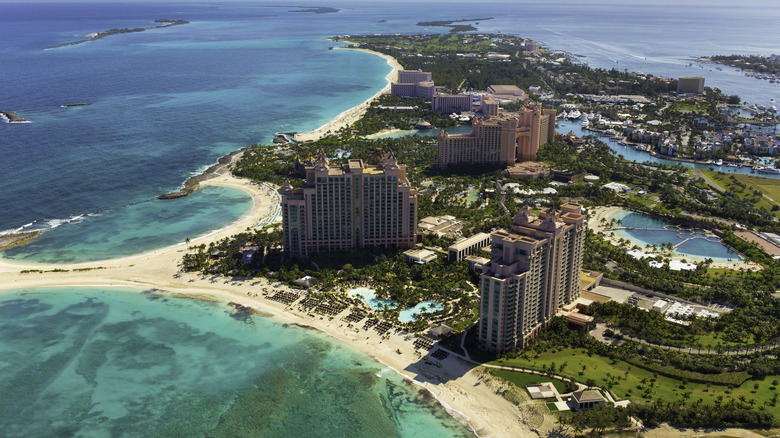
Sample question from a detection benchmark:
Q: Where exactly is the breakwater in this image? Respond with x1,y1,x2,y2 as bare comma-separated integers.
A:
157,148,247,199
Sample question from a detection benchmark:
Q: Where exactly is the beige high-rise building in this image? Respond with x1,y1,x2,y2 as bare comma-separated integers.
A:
677,77,705,94
280,151,417,259
478,204,585,353
437,102,556,168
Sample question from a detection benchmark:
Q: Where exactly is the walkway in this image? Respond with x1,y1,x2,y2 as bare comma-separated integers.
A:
590,323,779,356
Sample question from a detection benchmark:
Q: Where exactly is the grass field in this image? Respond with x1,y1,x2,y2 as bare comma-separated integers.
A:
701,170,780,218
488,369,569,393
487,347,780,415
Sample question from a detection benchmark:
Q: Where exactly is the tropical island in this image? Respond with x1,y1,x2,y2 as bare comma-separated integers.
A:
47,18,189,50
417,17,493,33
5,29,780,437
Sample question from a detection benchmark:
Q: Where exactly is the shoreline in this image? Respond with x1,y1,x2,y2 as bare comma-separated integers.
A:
291,45,402,143
0,171,543,437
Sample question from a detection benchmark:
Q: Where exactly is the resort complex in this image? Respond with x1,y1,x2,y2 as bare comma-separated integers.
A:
280,150,418,259
437,102,556,168
479,204,585,352
7,17,780,438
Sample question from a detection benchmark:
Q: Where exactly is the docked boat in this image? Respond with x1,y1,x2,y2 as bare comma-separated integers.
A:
759,167,780,174
568,109,581,119
581,118,589,128
715,159,723,166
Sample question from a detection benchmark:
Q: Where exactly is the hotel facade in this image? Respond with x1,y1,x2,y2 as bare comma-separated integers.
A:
437,102,556,168
478,204,585,353
280,151,418,259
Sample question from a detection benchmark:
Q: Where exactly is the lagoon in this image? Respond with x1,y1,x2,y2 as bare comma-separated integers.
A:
611,211,741,262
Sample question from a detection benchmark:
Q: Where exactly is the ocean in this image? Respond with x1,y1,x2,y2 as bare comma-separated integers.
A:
1,2,779,434
0,287,472,437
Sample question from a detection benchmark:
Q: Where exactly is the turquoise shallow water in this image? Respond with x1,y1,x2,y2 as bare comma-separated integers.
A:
612,211,741,262
399,302,444,323
0,287,472,437
1,186,253,264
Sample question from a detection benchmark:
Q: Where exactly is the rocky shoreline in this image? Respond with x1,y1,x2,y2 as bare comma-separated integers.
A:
0,111,28,123
157,148,248,199
0,230,42,252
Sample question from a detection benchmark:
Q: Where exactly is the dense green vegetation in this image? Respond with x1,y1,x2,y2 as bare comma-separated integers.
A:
708,54,780,75
337,34,677,96
352,95,456,134
480,318,780,429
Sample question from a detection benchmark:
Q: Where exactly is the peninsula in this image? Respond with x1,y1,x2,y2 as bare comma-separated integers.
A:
698,54,780,84
47,18,189,50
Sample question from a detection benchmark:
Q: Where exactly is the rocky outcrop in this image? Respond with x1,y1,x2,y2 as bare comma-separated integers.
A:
0,230,42,251
157,148,247,199
0,111,28,123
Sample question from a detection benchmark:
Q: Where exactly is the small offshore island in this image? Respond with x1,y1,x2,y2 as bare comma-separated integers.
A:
0,111,28,123
417,17,493,33
61,103,90,108
47,18,189,50
288,7,339,14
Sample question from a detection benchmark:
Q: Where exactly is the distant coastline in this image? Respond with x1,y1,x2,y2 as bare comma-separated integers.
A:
292,43,402,143
288,7,339,14
46,18,189,50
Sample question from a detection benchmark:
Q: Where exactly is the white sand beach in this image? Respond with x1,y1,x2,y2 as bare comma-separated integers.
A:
0,173,546,438
292,47,402,143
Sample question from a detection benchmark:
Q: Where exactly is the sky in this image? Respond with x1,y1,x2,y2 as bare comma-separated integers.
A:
0,0,776,6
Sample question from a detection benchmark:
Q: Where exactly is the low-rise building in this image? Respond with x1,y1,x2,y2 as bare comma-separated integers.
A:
418,215,462,238
569,390,607,411
404,248,438,264
448,232,492,261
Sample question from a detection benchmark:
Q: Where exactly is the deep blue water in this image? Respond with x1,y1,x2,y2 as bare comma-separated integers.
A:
1,2,778,263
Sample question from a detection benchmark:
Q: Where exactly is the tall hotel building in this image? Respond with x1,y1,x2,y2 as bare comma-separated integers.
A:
437,102,556,168
478,204,585,353
280,151,418,259
391,69,436,99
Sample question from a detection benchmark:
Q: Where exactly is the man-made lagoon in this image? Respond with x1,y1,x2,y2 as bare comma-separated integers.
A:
610,211,742,263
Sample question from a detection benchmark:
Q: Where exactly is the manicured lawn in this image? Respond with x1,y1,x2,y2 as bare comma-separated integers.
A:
487,347,780,416
488,369,569,393
546,402,559,411
702,170,780,218
695,332,755,348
